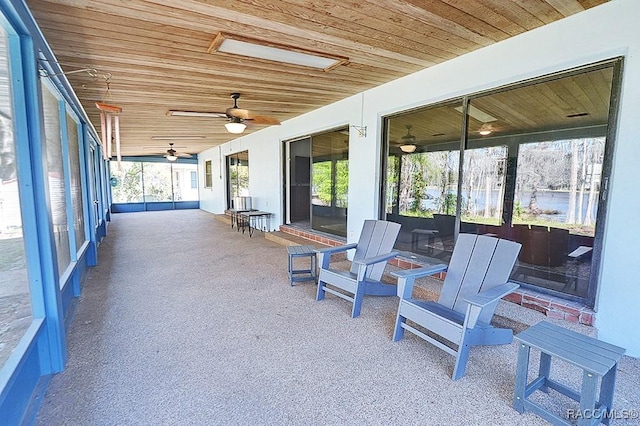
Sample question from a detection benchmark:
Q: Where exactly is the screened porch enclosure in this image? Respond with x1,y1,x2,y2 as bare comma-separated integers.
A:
110,159,199,212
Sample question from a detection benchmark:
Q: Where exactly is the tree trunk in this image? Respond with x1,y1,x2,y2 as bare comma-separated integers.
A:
484,174,491,218
566,140,579,224
577,140,587,224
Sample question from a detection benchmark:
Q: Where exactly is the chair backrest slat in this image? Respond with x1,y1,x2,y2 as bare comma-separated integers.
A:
351,220,401,280
438,234,521,321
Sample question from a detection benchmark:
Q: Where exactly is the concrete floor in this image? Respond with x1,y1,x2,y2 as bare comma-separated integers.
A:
34,210,640,425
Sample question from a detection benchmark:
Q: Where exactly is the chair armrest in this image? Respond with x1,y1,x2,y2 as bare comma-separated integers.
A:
353,252,399,282
464,282,520,308
391,264,448,299
353,251,399,267
315,243,358,269
390,264,448,280
462,282,520,330
314,243,358,255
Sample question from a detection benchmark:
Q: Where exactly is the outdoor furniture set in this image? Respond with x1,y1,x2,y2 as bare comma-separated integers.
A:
286,219,625,425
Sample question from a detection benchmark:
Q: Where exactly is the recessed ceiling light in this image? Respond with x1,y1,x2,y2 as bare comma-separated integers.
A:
151,135,206,140
208,32,348,72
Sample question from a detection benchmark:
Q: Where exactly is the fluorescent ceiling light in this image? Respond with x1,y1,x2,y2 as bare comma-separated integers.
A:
151,135,205,140
167,110,225,118
208,32,348,72
455,105,498,123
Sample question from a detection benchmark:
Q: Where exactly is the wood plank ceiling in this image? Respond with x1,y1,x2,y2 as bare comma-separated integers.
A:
26,0,607,157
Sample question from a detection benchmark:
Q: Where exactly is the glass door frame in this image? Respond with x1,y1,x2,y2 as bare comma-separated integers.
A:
380,58,624,306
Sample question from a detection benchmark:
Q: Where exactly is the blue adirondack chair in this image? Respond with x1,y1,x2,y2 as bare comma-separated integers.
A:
316,220,401,318
392,233,521,380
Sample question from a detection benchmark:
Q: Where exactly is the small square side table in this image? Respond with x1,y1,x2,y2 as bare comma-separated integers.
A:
513,321,625,426
287,245,317,286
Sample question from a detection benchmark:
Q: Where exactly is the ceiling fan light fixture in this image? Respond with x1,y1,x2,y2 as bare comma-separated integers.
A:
400,144,417,153
166,154,178,162
225,119,246,134
400,124,417,153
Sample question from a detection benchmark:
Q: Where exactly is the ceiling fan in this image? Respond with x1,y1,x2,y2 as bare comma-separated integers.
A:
167,93,281,134
389,125,418,153
145,143,193,162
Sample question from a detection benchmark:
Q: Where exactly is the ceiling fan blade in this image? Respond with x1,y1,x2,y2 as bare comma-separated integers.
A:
226,107,252,119
175,152,193,158
248,115,280,125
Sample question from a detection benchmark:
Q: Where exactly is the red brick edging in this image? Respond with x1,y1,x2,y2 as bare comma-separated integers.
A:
279,225,595,327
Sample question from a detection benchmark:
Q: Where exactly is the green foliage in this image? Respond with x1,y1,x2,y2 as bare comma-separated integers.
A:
312,159,348,207
111,162,143,203
514,201,525,218
439,192,457,215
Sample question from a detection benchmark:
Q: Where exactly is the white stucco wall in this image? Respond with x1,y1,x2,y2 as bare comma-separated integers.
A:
200,0,640,355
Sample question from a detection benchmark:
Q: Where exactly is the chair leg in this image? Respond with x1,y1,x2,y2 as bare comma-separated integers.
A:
316,280,325,301
351,284,365,318
393,312,406,341
452,333,472,380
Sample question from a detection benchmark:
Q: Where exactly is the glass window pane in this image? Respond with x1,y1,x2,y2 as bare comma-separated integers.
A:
66,113,85,251
190,171,197,189
204,160,212,188
311,128,348,237
468,65,615,299
384,102,462,260
42,82,71,277
227,151,249,208
172,163,198,201
461,146,507,227
0,28,32,368
110,161,143,203
141,162,173,202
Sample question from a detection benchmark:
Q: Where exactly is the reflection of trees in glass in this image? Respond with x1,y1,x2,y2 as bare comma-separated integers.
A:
230,164,249,198
312,161,331,206
386,156,398,214
461,147,506,224
42,82,71,276
228,153,249,199
111,161,143,202
67,114,85,248
514,138,603,234
395,151,458,217
312,159,348,207
335,160,348,208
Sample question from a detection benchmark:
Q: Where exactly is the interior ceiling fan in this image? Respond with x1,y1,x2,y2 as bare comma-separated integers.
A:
168,93,281,134
145,143,193,161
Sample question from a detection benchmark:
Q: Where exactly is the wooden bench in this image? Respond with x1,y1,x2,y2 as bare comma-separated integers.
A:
513,321,625,425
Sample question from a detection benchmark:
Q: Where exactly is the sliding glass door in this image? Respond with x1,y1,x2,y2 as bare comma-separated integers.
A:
311,129,349,237
382,59,621,304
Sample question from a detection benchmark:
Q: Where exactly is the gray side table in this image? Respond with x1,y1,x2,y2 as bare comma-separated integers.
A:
287,245,317,285
513,321,625,426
